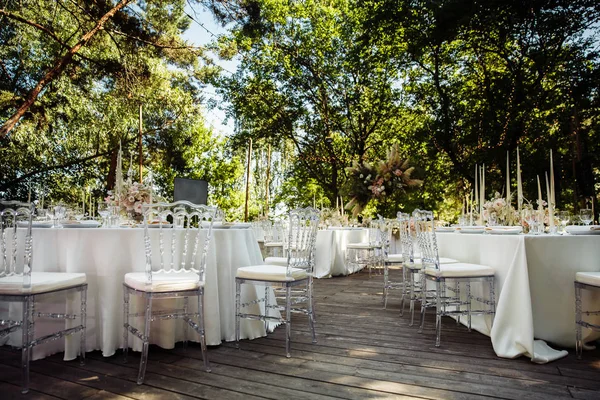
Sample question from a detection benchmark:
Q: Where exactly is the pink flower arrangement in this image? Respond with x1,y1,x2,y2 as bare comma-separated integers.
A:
106,182,152,219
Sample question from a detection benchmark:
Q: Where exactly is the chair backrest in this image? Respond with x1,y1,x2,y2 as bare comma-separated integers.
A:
381,217,399,256
367,216,385,246
142,201,218,286
0,200,33,289
286,207,319,275
412,209,441,269
263,219,285,244
397,212,415,262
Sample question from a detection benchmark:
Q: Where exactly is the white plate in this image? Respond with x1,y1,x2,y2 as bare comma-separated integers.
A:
231,223,251,229
486,226,523,235
18,221,53,228
456,226,486,234
63,222,100,228
146,223,173,229
435,227,455,232
565,225,600,235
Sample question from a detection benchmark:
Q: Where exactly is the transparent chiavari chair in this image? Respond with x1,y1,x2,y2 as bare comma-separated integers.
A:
414,210,495,347
382,217,405,308
122,201,217,384
235,207,319,357
574,273,600,358
345,217,385,277
0,200,87,394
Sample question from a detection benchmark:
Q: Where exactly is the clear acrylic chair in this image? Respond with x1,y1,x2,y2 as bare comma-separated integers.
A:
235,207,319,357
122,201,217,384
0,200,87,394
345,217,384,277
574,273,600,358
382,217,405,308
263,220,286,258
414,210,495,347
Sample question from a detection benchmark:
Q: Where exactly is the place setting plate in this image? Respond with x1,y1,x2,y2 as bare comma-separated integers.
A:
456,226,486,234
564,225,600,235
435,226,455,233
485,226,523,235
63,220,101,228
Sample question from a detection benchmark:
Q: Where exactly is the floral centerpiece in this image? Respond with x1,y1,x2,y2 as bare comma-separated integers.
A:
105,181,152,222
344,144,422,217
482,192,518,225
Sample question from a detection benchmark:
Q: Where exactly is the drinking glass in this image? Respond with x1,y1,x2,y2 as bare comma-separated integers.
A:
98,204,111,227
580,209,593,226
52,205,66,229
487,212,497,227
558,211,570,233
523,208,537,234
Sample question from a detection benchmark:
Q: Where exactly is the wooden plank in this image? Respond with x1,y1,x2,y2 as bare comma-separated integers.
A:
0,382,62,400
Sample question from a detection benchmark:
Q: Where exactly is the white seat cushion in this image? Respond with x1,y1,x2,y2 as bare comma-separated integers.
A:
413,257,459,267
0,272,86,295
424,262,494,278
576,272,600,287
264,256,287,266
386,254,404,263
124,272,203,292
264,242,284,247
236,265,307,281
347,242,380,249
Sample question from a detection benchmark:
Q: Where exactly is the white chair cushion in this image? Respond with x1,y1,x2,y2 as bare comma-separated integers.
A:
236,265,307,281
347,242,379,249
413,257,459,267
264,256,287,266
386,253,404,263
424,262,494,278
576,272,600,287
124,272,203,292
264,242,284,247
0,272,86,295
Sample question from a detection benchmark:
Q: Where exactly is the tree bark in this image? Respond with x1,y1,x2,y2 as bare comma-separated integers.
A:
0,0,135,138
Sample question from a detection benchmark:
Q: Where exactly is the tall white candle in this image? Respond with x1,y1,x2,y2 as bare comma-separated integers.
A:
517,147,523,213
481,164,485,224
469,190,473,225
28,188,31,203
550,149,555,205
506,151,510,204
82,191,85,216
537,175,543,210
474,164,478,211
546,172,554,229
40,194,44,210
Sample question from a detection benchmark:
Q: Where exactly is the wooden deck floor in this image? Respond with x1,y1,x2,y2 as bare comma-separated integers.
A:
2,270,600,399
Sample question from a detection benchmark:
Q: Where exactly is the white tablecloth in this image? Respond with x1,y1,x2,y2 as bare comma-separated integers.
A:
314,228,368,278
436,232,600,363
4,227,272,360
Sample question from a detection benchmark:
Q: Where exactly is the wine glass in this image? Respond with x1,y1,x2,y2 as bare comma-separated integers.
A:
523,208,537,234
580,209,593,226
98,204,111,227
558,211,570,233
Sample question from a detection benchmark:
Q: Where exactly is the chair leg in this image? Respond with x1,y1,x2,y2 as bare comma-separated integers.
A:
285,286,292,358
197,291,211,372
383,263,389,308
308,276,316,323
418,276,427,334
575,283,583,359
455,281,461,326
21,297,32,394
137,293,152,385
435,280,442,347
409,270,416,326
80,286,87,366
308,279,317,344
399,266,407,317
466,281,472,332
489,277,496,329
123,288,130,363
183,296,189,349
264,286,270,333
235,279,241,350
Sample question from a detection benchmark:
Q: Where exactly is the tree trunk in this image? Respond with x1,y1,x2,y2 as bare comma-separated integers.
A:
0,0,134,138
